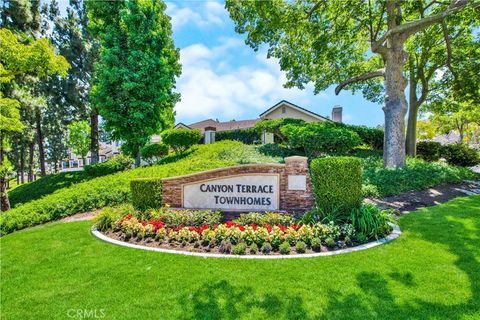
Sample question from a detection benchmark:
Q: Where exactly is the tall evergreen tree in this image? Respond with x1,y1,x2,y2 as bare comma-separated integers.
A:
88,0,180,166
44,0,100,164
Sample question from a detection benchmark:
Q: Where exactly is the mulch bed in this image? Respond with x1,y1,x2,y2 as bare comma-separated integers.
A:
366,180,480,213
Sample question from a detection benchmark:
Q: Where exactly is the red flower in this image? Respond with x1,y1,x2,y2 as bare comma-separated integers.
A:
225,221,236,228
148,220,165,232
264,224,273,233
292,224,300,231
249,224,258,231
277,224,287,232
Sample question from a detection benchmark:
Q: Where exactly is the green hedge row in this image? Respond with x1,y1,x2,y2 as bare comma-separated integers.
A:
216,128,261,145
130,178,163,211
310,157,363,215
84,154,134,177
416,141,479,167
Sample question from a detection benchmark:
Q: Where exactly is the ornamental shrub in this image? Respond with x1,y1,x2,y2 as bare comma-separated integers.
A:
153,209,221,228
232,242,248,255
295,241,307,253
350,203,392,239
84,154,134,177
340,124,384,150
161,128,202,153
249,243,258,254
94,204,134,231
235,212,294,226
311,238,321,252
416,141,442,162
442,143,480,167
216,128,261,144
254,118,306,143
279,241,291,254
281,122,361,157
310,157,363,215
261,242,273,254
130,178,163,211
256,143,301,158
140,143,169,164
324,237,335,248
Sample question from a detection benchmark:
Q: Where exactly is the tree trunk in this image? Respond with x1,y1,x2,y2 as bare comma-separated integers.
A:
0,135,10,211
20,146,25,184
383,41,408,168
90,108,99,164
405,105,418,157
28,141,35,182
135,151,141,167
35,107,46,176
406,62,418,157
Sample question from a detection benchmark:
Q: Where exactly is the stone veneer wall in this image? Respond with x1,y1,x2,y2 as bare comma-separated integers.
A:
161,156,314,212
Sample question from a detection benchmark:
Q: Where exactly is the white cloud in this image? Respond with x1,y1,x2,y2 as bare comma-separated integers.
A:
174,39,328,123
166,1,227,31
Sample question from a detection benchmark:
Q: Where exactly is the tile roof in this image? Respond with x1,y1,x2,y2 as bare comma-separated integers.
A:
188,118,260,132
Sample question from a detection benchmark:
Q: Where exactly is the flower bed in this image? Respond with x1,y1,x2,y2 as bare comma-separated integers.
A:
94,207,394,256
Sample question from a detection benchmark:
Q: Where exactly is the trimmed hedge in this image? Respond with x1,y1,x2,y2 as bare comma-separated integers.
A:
340,124,384,150
140,143,169,164
84,154,134,177
416,141,442,162
281,123,362,157
130,178,163,211
310,157,363,214
442,143,480,167
215,128,261,144
161,128,202,153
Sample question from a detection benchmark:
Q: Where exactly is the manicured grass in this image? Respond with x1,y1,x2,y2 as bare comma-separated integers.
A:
1,196,479,319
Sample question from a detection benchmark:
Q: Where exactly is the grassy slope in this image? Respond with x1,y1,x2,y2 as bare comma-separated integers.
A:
8,171,88,207
1,195,479,320
0,141,280,235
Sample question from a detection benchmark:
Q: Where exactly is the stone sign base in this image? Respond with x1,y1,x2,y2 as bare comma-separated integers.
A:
161,156,314,212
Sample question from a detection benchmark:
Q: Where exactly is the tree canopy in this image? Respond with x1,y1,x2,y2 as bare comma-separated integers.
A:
226,0,479,167
87,0,181,166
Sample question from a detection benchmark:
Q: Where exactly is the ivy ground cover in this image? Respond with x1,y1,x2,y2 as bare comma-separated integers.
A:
1,195,479,319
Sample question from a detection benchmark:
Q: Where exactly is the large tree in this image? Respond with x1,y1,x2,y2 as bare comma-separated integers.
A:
44,0,100,164
226,0,479,167
87,0,180,166
405,9,479,156
0,28,69,210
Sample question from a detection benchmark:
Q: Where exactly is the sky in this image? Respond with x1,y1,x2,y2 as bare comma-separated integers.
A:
165,1,385,127
55,0,385,127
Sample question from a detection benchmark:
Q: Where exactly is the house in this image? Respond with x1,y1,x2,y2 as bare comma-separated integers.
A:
165,100,343,144
54,141,122,172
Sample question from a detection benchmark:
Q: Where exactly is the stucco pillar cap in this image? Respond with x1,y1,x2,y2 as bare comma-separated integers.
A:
284,156,308,163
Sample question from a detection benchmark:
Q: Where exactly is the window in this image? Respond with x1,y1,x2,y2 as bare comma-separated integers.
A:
282,106,286,114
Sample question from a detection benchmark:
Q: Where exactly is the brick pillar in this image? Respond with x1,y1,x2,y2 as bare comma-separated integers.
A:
281,156,314,212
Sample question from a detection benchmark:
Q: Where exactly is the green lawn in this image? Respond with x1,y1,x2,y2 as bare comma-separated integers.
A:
1,196,479,319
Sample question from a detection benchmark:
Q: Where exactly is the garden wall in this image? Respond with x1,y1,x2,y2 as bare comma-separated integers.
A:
161,156,314,212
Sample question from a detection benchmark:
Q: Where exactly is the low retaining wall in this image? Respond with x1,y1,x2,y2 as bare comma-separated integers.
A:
161,156,314,212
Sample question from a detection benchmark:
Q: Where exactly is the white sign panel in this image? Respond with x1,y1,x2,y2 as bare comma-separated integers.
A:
288,175,307,191
183,174,279,211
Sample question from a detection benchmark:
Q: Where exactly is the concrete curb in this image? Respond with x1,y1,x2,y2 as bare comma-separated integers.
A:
91,223,401,260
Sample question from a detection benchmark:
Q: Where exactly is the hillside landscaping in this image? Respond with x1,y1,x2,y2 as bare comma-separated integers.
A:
3,140,477,236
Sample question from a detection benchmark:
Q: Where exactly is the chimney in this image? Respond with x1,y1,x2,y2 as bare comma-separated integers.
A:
331,105,342,123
